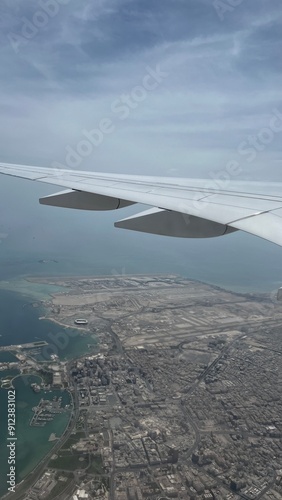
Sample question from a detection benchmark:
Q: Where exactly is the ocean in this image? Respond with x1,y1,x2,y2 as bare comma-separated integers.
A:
0,175,282,295
0,375,71,498
0,175,282,495
0,288,97,498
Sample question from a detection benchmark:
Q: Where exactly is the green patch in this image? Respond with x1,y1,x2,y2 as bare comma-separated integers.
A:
87,455,104,475
62,431,85,449
101,476,110,490
49,453,89,470
56,449,70,456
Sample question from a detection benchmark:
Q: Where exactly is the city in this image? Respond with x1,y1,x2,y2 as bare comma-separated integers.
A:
1,275,282,500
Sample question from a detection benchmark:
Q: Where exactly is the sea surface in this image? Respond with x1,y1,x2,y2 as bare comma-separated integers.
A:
0,176,282,294
0,177,282,496
0,288,97,498
1,214,282,294
0,375,71,498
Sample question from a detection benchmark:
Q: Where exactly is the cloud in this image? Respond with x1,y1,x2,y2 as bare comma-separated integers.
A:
0,0,280,179
0,0,282,291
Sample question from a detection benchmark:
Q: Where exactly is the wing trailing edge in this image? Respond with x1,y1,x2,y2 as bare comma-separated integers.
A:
39,189,135,211
115,207,237,238
1,162,282,247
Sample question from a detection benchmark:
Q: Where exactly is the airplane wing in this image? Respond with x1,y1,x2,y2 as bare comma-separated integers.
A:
1,162,282,247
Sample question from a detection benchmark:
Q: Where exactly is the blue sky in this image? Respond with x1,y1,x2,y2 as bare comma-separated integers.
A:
0,0,282,291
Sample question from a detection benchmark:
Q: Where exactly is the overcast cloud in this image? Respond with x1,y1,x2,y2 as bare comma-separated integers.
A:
0,0,281,179
0,1,282,291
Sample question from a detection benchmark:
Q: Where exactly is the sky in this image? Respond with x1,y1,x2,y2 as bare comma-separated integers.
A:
0,0,282,291
0,0,281,178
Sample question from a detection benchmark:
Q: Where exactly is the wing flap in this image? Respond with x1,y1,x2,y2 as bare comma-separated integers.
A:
115,207,237,238
40,189,134,210
1,162,282,246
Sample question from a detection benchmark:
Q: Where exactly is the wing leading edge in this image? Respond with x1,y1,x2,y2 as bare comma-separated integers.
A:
0,162,282,247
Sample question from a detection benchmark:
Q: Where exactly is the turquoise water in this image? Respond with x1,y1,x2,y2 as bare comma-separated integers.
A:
0,289,97,357
1,234,282,293
0,289,62,347
0,369,21,394
31,329,97,361
0,177,282,496
0,375,71,498
0,352,18,363
0,182,282,294
1,175,282,294
0,289,97,497
0,368,20,381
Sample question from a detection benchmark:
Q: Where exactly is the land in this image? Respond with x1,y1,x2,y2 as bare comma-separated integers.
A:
1,275,282,500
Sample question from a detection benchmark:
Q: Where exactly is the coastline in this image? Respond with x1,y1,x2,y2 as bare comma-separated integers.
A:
39,315,89,332
0,272,277,305
0,272,281,498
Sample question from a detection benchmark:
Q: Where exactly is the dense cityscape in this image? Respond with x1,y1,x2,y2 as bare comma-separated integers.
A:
1,275,282,500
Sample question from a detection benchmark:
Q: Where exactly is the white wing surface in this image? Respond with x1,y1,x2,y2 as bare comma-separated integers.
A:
0,162,282,246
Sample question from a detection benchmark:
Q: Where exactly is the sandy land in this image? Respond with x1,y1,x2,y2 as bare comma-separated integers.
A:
39,316,89,332
48,433,59,442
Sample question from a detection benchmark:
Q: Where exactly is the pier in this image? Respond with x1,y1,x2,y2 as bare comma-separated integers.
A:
0,340,48,352
30,396,65,427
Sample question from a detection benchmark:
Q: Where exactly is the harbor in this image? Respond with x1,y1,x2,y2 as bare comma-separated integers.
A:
30,396,67,427
0,340,48,352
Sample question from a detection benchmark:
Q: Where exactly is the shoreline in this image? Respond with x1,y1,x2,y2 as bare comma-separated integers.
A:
39,315,90,332
0,272,277,301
